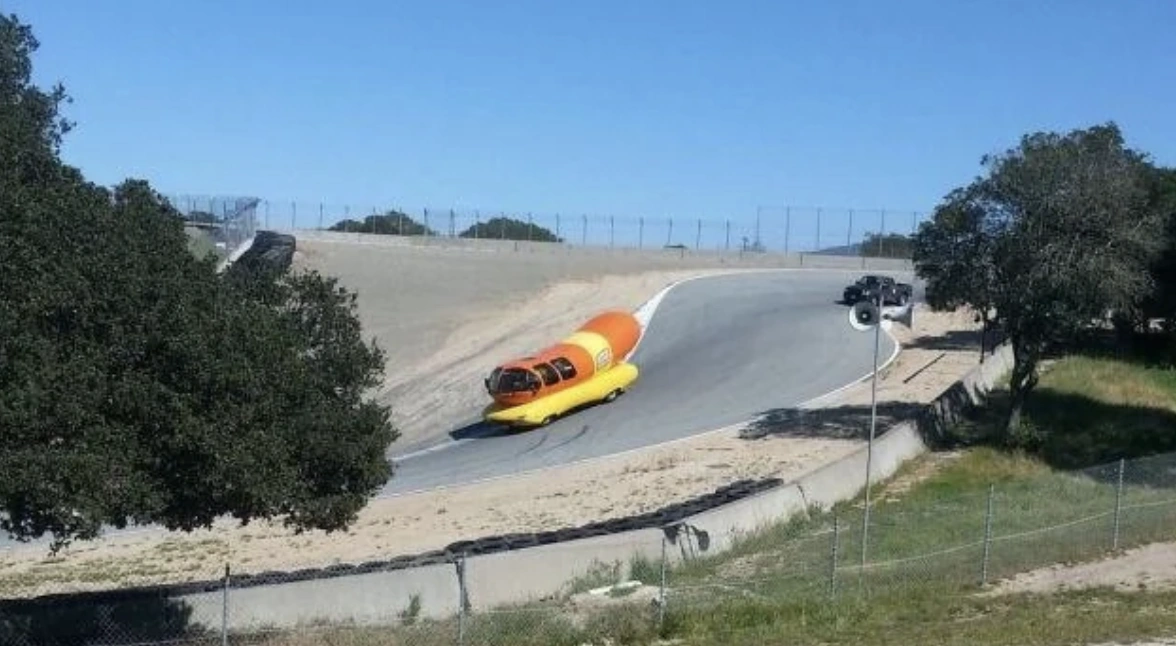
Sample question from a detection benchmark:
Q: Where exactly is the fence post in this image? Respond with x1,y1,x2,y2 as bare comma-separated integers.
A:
816,207,822,251
829,513,839,600
981,483,995,586
658,532,668,630
221,563,230,646
1113,457,1125,551
784,206,791,254
456,552,468,645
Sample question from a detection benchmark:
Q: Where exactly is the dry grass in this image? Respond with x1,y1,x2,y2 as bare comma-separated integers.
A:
1010,354,1176,469
1042,355,1176,412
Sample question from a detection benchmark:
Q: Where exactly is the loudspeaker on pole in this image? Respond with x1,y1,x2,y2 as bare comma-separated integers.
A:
848,301,913,331
849,300,880,331
883,303,913,329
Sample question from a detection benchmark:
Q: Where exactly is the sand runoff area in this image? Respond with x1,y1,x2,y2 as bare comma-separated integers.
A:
0,236,985,597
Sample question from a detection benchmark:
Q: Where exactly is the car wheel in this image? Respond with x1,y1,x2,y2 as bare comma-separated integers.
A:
603,388,623,403
539,415,556,426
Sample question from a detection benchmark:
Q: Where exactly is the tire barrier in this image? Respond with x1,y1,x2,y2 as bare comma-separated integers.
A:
0,473,786,610
231,230,295,274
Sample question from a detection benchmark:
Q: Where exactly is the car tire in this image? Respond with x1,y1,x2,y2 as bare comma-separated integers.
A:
603,388,623,403
539,415,556,426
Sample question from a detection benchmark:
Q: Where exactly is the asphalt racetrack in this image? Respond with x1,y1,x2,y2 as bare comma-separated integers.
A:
382,270,898,496
0,268,901,550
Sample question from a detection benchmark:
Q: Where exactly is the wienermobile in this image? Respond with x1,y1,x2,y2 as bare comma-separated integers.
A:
482,310,641,427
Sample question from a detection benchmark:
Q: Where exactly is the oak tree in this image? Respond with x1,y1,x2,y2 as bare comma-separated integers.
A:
0,13,396,551
913,123,1166,438
1139,166,1176,330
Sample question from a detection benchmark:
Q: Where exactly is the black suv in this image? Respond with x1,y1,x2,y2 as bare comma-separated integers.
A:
842,274,913,306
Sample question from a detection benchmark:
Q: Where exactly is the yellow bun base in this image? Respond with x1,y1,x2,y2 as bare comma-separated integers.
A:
484,363,639,427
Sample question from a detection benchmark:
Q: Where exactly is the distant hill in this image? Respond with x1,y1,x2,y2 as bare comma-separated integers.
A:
810,242,862,256
811,232,913,258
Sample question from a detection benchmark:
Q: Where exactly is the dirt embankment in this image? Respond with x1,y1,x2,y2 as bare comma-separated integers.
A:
291,239,783,450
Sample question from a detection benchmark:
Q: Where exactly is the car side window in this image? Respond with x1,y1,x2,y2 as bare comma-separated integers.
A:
533,363,560,386
551,357,577,380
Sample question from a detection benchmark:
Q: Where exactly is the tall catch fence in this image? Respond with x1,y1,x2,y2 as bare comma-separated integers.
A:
2,450,1175,645
235,200,928,258
167,194,260,261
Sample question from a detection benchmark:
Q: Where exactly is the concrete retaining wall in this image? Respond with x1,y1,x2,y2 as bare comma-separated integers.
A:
918,341,1013,446
288,228,915,272
673,484,809,555
179,560,460,630
795,421,923,511
463,529,665,610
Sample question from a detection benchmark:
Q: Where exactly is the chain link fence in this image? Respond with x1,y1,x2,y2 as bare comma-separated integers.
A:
231,200,927,258
3,450,1174,644
166,194,260,262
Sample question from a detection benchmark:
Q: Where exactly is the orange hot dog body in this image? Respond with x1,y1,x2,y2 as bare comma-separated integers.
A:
485,310,641,408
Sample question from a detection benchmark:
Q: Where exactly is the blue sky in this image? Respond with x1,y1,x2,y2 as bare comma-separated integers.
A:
10,0,1176,251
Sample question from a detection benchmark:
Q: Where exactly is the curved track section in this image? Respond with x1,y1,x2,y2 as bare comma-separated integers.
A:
383,270,897,495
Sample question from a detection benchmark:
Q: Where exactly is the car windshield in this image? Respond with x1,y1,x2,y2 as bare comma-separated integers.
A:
859,276,880,286
486,367,537,394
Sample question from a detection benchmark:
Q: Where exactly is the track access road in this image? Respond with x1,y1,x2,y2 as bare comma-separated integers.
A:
382,270,899,496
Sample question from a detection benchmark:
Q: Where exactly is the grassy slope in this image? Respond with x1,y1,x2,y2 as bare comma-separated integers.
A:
231,351,1176,645
1013,354,1176,468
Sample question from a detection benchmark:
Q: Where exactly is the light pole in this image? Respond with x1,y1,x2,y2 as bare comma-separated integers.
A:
861,291,881,582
